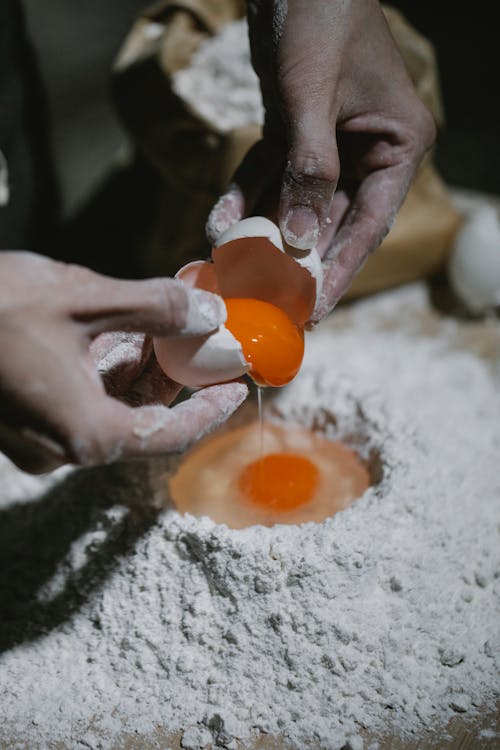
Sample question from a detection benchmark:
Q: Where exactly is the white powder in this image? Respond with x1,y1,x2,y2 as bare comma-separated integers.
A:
0,283,499,749
172,18,264,132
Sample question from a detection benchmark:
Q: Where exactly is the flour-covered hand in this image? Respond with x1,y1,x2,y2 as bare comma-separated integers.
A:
208,0,436,320
0,252,247,473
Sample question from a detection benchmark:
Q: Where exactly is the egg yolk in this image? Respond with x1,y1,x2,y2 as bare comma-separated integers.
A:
224,298,304,387
239,453,319,512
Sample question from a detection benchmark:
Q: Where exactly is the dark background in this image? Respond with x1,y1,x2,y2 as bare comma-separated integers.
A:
22,0,147,219
6,1,500,258
394,1,500,196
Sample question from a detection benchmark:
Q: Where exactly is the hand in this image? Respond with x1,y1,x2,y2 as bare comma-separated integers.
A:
207,0,436,321
0,252,247,473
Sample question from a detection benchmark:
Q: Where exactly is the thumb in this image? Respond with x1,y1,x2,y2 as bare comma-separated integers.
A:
73,273,227,339
279,112,340,251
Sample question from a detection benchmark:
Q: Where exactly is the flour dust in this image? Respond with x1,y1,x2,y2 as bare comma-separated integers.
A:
0,284,498,750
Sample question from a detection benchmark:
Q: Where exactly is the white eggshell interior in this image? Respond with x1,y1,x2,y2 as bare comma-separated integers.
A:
215,216,284,251
293,247,324,304
153,325,249,388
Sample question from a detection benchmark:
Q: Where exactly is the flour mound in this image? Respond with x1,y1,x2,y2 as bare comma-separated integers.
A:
0,284,498,749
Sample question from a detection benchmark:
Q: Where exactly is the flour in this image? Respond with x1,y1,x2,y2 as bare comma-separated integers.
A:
172,19,264,132
0,283,499,750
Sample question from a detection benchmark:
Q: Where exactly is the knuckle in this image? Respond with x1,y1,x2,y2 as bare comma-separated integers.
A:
397,103,437,160
286,146,339,191
60,264,104,308
419,106,437,151
280,59,329,105
64,262,100,287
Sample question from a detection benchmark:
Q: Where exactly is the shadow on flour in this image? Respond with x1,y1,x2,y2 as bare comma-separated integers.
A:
0,460,160,653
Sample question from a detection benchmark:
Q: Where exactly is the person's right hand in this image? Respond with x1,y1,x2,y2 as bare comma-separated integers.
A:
207,0,436,322
0,252,247,474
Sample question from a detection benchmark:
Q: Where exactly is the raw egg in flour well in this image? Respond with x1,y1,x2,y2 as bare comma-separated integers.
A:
239,452,319,512
168,420,371,528
153,217,322,387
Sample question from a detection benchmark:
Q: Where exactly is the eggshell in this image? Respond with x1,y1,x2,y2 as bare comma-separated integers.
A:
176,260,220,293
286,244,324,308
214,216,284,251
448,205,500,313
153,216,323,387
154,325,249,388
213,218,322,326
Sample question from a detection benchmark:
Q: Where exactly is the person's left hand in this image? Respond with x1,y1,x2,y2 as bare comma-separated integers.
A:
0,252,247,473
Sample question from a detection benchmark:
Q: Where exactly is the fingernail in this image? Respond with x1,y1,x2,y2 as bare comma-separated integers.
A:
182,288,227,336
282,207,320,250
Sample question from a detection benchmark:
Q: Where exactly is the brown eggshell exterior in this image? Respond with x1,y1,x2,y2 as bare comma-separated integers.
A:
212,236,317,326
176,260,220,292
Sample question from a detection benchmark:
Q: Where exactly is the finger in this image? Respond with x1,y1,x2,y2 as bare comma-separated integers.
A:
90,332,151,398
90,333,181,406
124,381,248,457
206,184,245,245
123,358,182,408
89,332,148,367
206,139,283,244
69,381,248,465
67,268,226,339
311,164,411,322
279,110,340,251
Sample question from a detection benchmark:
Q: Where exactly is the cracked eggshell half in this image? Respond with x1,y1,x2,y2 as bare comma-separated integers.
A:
153,260,248,388
212,217,323,326
153,217,323,387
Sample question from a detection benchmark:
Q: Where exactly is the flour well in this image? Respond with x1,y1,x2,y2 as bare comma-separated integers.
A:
0,284,498,749
172,18,264,132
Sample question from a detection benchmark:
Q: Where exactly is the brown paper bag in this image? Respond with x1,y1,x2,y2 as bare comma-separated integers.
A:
112,1,462,296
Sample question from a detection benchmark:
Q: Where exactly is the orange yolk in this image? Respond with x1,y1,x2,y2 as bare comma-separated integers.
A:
239,453,319,512
224,298,304,387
